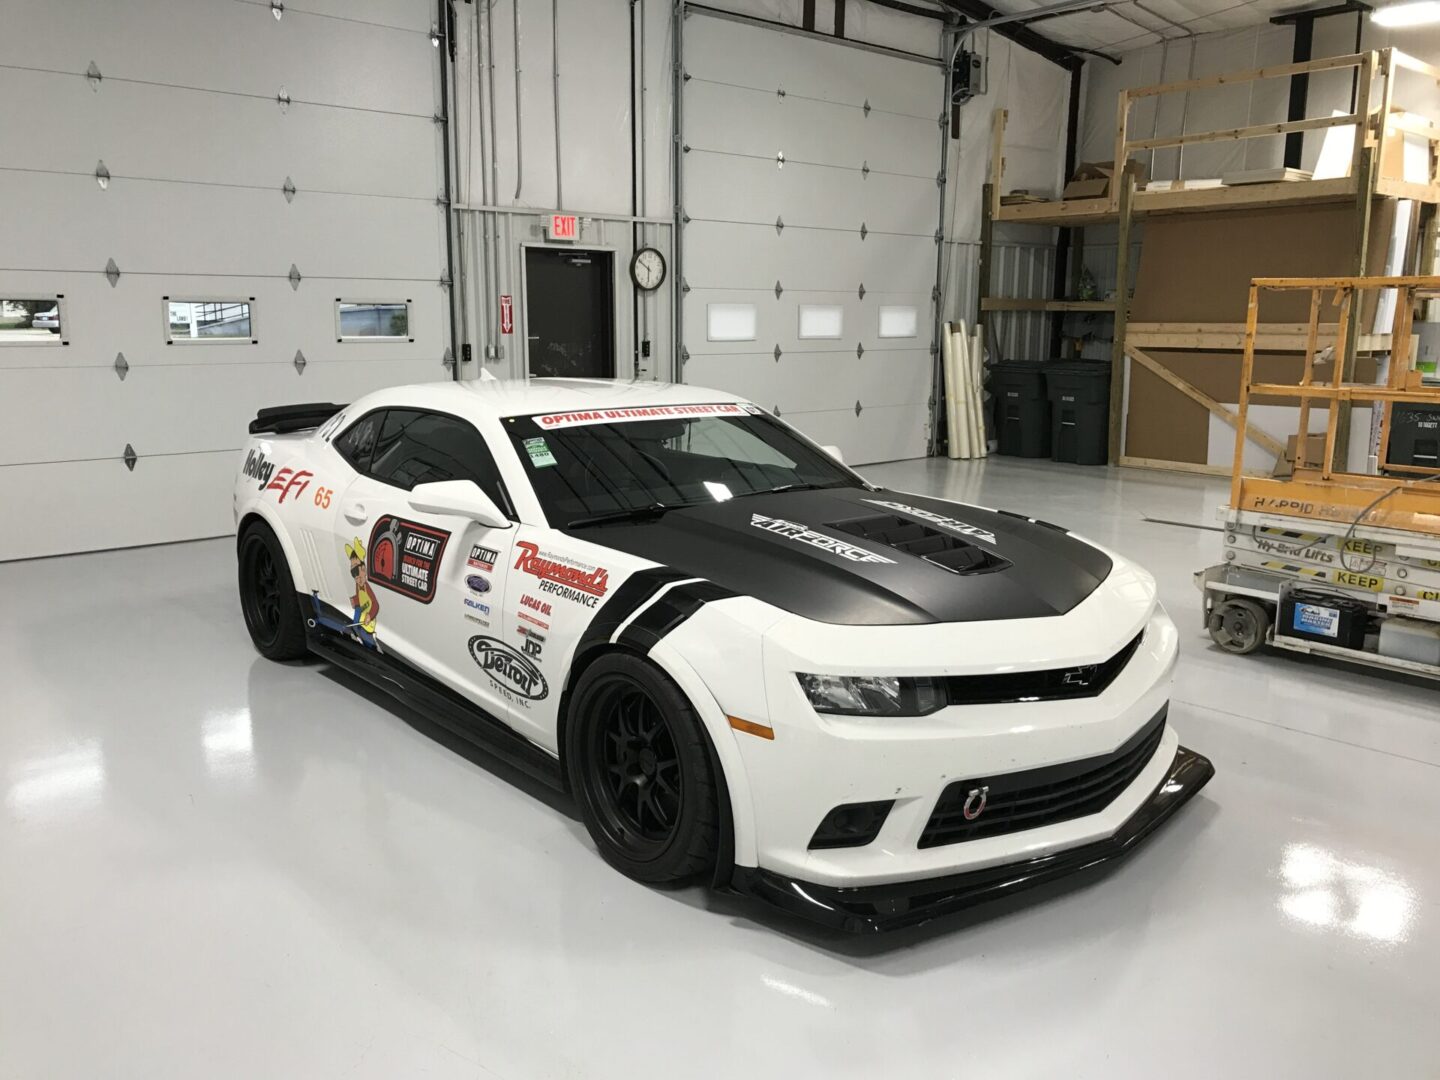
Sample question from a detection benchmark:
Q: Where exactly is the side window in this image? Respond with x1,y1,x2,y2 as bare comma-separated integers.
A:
368,410,511,515
334,411,384,471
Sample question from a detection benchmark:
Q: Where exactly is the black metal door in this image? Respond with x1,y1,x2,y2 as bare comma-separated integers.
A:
524,247,615,378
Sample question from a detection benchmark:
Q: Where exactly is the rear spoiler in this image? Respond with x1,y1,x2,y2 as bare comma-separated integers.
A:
248,402,347,435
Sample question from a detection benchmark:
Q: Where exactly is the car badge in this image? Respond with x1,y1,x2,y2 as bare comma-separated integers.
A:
1062,665,1098,687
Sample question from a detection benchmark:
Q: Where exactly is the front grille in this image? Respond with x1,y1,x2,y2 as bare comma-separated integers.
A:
918,708,1167,848
942,631,1143,706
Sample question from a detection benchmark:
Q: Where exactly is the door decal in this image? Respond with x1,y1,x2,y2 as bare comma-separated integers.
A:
368,515,451,603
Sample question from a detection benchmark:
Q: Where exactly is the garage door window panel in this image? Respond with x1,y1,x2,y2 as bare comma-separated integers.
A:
165,298,254,344
798,305,844,340
0,296,66,346
367,409,512,516
336,299,413,342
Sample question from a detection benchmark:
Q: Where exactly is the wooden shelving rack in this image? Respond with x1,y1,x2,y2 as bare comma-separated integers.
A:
976,48,1440,474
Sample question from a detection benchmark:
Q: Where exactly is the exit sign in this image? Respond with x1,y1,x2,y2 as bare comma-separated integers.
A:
548,214,578,241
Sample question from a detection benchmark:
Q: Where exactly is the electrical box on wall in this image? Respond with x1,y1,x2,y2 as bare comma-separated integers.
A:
952,49,986,105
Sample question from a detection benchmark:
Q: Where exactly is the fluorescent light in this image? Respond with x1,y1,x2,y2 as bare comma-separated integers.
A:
1372,0,1440,27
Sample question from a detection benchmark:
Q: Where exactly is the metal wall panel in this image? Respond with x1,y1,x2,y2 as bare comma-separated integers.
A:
680,10,943,464
0,0,448,561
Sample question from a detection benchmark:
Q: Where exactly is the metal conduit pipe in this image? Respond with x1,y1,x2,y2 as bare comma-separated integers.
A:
553,0,563,210
513,0,524,200
487,0,502,359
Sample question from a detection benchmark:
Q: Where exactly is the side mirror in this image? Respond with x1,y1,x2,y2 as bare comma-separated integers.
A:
821,444,845,464
407,480,511,528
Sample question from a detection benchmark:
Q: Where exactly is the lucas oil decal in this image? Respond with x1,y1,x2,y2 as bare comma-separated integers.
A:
513,541,609,605
864,499,998,546
749,514,896,565
533,402,746,430
368,515,450,603
468,636,548,702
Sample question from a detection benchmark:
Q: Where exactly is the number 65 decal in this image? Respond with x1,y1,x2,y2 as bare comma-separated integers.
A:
313,486,334,509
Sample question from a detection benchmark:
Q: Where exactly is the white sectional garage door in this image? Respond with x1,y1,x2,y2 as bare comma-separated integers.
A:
0,0,450,561
680,11,943,464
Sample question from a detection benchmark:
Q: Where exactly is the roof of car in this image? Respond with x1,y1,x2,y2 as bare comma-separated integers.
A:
352,377,751,420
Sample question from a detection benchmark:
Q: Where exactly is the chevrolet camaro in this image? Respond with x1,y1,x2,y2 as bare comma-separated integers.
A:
233,378,1213,932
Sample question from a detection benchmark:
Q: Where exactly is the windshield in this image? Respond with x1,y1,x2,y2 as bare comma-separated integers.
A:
503,403,861,525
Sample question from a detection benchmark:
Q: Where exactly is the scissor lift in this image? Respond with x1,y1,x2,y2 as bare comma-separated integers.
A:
1196,275,1440,681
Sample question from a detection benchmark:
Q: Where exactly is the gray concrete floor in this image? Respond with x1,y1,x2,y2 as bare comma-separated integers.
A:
2,457,1438,1079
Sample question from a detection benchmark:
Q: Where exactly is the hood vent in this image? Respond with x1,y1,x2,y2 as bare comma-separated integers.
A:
830,513,1010,575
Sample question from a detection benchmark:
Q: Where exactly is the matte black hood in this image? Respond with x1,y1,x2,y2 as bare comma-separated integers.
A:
567,487,1113,626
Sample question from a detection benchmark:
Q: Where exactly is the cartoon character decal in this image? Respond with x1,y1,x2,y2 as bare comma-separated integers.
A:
346,537,379,646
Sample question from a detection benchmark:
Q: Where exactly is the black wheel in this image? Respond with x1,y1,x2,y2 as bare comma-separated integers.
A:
238,522,308,661
1208,597,1270,655
565,653,720,886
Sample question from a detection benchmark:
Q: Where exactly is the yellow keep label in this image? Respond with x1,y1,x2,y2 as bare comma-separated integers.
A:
1342,539,1383,557
1333,570,1384,592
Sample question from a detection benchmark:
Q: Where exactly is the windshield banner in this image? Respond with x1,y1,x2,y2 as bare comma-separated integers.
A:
532,402,749,430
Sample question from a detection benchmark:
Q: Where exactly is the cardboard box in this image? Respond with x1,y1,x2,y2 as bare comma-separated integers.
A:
1272,433,1327,477
1062,160,1149,200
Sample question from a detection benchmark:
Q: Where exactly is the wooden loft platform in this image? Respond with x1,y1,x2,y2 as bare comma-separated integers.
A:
988,49,1440,230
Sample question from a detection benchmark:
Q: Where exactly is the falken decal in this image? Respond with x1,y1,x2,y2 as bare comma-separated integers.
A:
533,402,746,430
369,515,450,603
513,541,609,605
749,514,895,565
468,635,549,702
864,499,998,546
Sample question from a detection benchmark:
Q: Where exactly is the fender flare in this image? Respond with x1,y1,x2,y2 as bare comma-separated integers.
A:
236,501,312,595
647,638,759,871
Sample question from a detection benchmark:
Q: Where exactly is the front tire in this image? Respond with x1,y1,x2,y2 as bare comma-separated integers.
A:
238,521,308,661
566,654,720,886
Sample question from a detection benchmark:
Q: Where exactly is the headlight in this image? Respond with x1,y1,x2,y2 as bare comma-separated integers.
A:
796,673,945,716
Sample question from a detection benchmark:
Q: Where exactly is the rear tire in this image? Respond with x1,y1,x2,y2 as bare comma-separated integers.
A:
238,522,308,661
566,653,720,886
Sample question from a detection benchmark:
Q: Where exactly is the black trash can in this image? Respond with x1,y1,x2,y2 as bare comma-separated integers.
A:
990,360,1051,458
1045,362,1111,466
1386,403,1440,470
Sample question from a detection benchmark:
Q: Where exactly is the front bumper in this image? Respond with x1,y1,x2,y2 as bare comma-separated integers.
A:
729,742,1214,933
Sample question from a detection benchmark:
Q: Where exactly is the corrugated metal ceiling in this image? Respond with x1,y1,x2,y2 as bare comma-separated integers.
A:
949,0,1314,55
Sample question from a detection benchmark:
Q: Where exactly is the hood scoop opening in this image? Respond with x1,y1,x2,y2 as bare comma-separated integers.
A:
830,513,1011,575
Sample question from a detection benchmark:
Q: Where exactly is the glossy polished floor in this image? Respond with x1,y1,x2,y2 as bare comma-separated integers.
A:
3,457,1438,1079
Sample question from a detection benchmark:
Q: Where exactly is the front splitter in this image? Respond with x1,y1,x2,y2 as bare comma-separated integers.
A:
728,744,1215,934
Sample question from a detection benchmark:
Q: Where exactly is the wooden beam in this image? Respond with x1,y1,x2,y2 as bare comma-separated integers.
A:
1125,112,1356,152
1126,52,1367,100
1108,175,1134,463
1125,344,1288,459
1119,455,1234,477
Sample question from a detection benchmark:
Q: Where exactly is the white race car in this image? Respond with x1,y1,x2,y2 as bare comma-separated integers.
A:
234,378,1213,932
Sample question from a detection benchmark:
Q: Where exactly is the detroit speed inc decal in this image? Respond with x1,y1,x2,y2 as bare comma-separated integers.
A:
468,635,549,701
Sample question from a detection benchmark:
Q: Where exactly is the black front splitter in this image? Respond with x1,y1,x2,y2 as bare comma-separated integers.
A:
728,744,1215,934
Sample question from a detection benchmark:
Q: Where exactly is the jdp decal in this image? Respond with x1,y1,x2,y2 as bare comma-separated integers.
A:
368,515,450,603
864,499,998,546
466,574,491,595
518,625,545,660
749,514,895,565
533,402,746,430
513,541,609,605
468,636,549,702
243,449,313,504
467,544,498,571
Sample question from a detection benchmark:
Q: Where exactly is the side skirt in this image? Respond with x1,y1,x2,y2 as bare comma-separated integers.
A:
304,618,565,792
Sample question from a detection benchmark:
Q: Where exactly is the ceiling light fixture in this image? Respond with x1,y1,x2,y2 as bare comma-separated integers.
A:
1372,0,1440,27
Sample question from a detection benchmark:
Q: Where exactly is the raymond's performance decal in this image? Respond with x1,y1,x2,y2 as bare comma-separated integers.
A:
533,402,746,430
864,499,998,546
369,515,450,603
468,635,548,704
513,541,609,605
749,514,895,565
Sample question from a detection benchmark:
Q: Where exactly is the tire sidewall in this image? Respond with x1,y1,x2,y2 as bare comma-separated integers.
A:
565,653,718,885
238,521,307,661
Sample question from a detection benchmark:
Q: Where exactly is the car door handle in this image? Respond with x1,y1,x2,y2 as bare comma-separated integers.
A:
343,501,367,524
